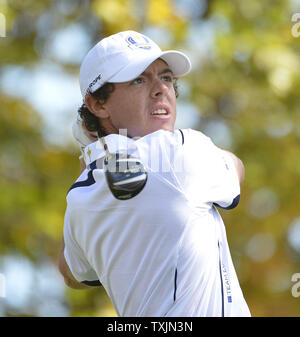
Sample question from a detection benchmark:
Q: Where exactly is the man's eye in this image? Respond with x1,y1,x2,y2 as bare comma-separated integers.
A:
132,78,144,84
162,75,173,82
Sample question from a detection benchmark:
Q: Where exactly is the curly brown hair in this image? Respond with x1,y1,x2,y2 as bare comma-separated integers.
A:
78,80,179,138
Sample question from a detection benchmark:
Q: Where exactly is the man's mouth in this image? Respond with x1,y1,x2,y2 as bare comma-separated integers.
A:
151,109,168,115
150,104,170,117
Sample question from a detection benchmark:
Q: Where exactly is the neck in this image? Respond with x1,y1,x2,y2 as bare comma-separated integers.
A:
97,117,119,138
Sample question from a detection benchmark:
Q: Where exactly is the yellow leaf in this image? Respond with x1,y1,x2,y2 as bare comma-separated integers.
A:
147,0,174,26
92,0,137,32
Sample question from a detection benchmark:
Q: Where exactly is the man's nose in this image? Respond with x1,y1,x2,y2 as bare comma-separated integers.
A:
150,79,168,98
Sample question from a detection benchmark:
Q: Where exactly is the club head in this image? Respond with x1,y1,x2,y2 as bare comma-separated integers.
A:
103,153,147,200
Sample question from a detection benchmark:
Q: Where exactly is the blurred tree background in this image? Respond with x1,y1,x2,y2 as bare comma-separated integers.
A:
0,0,300,316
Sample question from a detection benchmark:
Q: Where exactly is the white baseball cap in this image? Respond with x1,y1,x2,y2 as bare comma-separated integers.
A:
79,30,191,99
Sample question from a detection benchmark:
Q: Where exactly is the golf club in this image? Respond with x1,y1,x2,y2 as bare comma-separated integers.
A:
98,137,148,200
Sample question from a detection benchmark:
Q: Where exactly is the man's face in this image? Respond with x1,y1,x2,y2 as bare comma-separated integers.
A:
102,58,177,138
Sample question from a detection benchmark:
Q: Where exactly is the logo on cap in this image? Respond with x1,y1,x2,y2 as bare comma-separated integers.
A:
88,73,102,93
126,33,151,50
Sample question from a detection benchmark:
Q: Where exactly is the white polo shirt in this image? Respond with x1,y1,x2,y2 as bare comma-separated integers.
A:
63,129,251,317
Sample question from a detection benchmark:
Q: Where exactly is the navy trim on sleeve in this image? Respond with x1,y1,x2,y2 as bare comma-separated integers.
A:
214,194,240,210
68,161,97,194
81,280,102,287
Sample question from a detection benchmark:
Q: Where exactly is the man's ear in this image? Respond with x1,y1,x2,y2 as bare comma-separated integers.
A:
85,94,110,118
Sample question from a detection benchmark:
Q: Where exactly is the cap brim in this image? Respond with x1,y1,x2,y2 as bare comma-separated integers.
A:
108,50,191,84
160,50,191,77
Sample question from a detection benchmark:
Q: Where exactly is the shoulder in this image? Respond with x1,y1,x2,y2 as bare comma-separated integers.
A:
135,129,214,155
179,128,211,142
177,129,216,152
136,129,207,146
66,162,99,206
134,130,184,152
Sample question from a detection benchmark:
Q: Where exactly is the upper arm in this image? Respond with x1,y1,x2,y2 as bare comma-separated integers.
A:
61,209,103,288
221,150,245,184
58,239,91,289
181,129,242,210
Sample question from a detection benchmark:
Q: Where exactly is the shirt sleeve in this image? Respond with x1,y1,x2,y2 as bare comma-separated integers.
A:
184,129,241,210
63,209,99,282
208,146,241,209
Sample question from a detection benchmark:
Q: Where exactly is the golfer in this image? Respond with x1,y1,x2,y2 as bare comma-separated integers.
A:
59,30,251,317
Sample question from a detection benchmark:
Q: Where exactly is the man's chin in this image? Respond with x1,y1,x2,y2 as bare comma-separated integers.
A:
155,124,175,133
149,122,175,134
127,124,175,139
